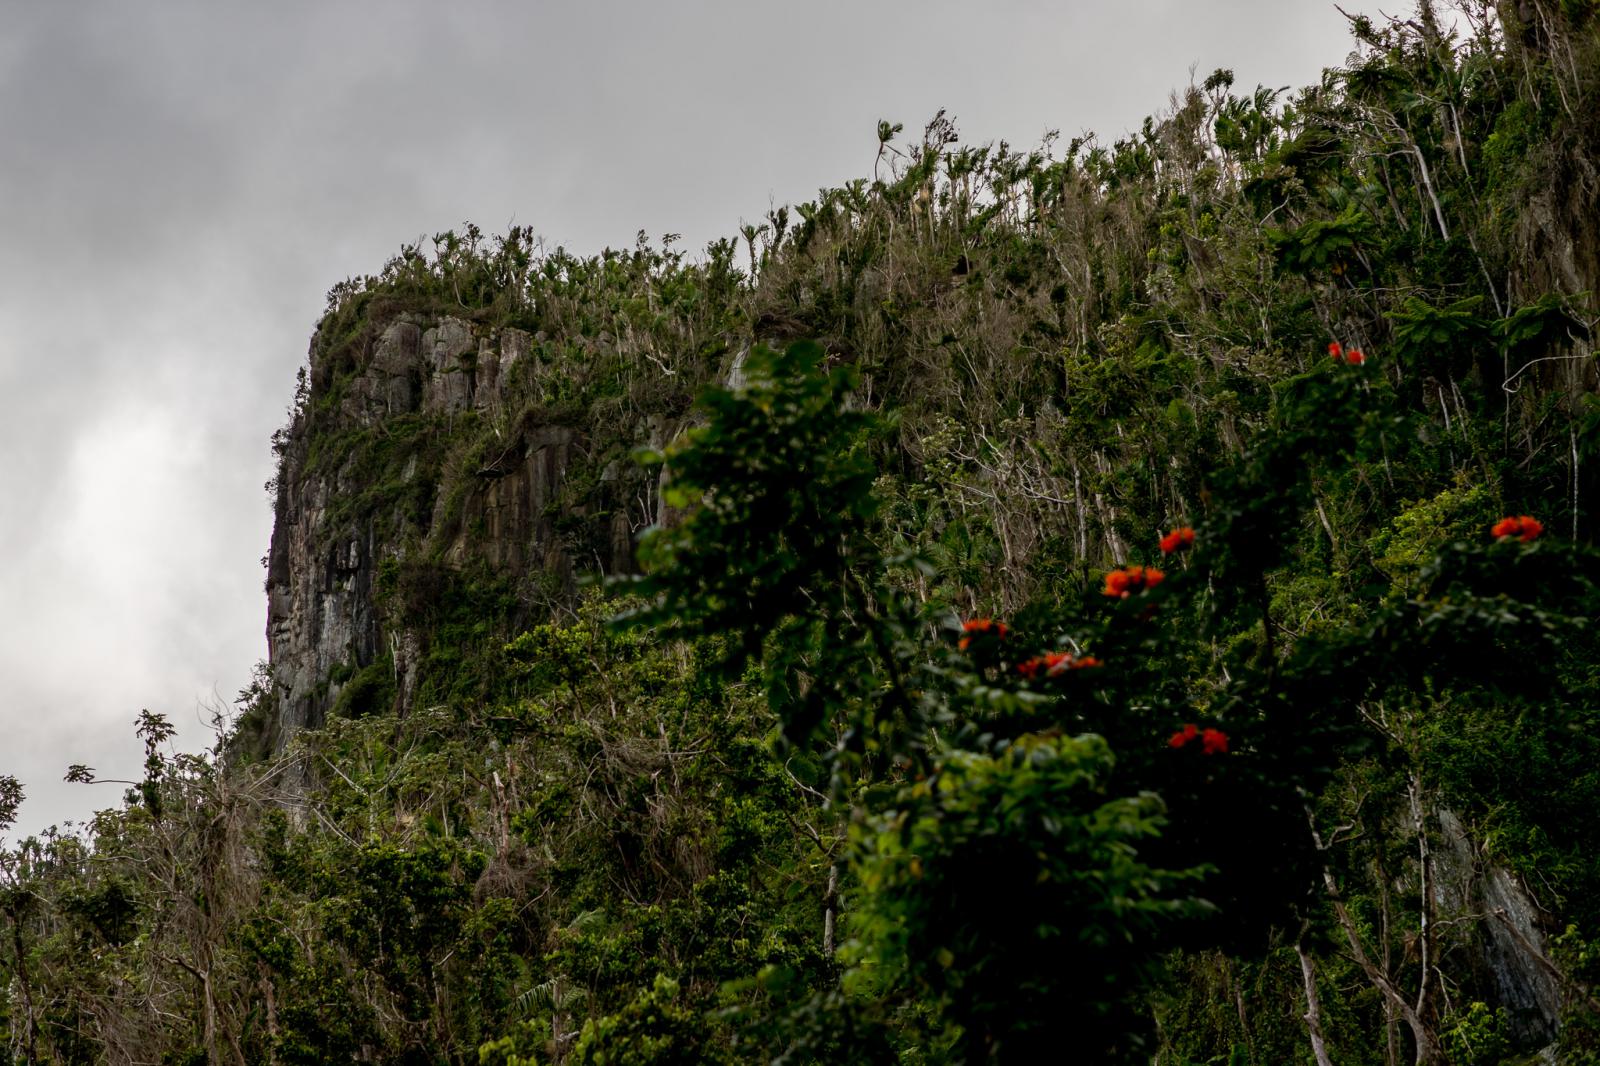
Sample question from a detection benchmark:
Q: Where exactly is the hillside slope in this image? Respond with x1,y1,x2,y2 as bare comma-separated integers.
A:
2,4,1599,1063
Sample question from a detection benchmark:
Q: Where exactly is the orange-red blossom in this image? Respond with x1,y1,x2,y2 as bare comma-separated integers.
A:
1491,515,1543,542
1103,565,1165,599
1016,652,1103,679
1168,723,1229,755
958,618,1009,650
1328,342,1365,365
1159,527,1195,554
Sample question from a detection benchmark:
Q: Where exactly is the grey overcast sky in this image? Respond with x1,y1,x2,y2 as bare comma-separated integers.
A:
0,0,1372,836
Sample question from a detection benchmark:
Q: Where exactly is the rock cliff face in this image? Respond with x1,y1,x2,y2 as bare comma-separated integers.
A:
261,310,684,754
1435,808,1563,1047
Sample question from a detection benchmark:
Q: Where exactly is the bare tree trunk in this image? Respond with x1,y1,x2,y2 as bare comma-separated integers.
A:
1226,956,1256,1064
552,977,571,1065
8,912,38,1066
1411,138,1450,241
823,864,838,956
1409,778,1437,1038
260,965,281,1065
1326,882,1444,1064
202,967,220,1066
1296,935,1337,1066
1309,808,1443,1064
167,954,220,1066
1572,426,1580,542
1378,864,1401,1066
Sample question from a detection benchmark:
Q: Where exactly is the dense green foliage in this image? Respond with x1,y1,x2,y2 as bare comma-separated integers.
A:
4,2,1600,1062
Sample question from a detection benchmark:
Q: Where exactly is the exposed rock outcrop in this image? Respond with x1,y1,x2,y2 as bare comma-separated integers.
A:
262,311,674,753
1434,808,1564,1048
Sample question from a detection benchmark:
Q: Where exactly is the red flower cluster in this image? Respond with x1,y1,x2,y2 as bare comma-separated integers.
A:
1491,515,1543,542
1328,342,1365,365
1168,723,1229,755
1159,526,1196,554
958,618,1009,650
1016,652,1103,679
1103,565,1165,599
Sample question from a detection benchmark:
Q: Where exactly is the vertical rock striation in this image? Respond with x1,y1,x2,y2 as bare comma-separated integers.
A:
1435,808,1564,1048
261,311,680,754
